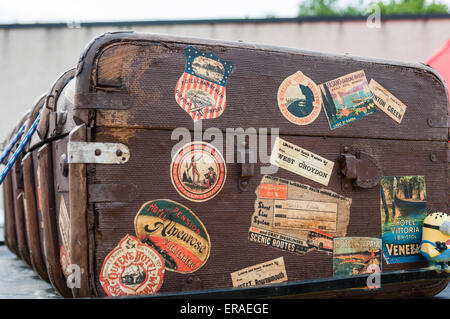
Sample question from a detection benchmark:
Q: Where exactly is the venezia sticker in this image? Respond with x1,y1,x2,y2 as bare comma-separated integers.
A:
369,79,407,124
380,176,427,264
248,175,351,256
135,199,211,273
269,137,334,186
174,46,234,121
230,257,288,288
277,71,322,125
99,234,165,296
171,141,226,202
333,237,382,289
320,70,376,130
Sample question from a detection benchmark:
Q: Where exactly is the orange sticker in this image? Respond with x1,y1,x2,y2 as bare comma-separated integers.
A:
259,184,287,199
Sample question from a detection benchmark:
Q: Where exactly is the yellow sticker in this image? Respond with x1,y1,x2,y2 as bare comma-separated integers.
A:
369,79,407,124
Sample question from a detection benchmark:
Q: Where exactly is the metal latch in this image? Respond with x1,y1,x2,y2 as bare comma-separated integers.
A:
339,147,382,189
237,141,255,192
427,116,450,128
68,141,130,164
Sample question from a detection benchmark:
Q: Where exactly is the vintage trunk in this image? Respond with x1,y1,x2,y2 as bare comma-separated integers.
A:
22,94,49,282
33,69,77,297
4,31,450,298
3,111,31,263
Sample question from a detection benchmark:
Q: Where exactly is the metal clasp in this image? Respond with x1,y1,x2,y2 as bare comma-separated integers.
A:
339,146,382,189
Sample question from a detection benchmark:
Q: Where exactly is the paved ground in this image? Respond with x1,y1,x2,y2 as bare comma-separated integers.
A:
0,245,60,298
0,243,447,299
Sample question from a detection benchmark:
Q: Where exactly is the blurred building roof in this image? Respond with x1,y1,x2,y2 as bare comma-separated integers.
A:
1,13,450,29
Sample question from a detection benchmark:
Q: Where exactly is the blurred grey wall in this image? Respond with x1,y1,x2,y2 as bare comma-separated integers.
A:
1,16,449,142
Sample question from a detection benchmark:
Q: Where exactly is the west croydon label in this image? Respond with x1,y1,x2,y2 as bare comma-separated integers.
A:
270,137,334,186
135,199,211,273
174,46,234,121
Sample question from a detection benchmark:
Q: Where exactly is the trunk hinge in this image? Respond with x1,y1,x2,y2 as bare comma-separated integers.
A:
67,141,130,164
427,116,450,128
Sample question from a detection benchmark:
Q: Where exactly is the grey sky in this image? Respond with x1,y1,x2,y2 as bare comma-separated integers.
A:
0,0,303,23
2,0,448,24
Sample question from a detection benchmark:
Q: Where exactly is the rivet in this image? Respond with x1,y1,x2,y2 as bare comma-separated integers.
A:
95,149,101,156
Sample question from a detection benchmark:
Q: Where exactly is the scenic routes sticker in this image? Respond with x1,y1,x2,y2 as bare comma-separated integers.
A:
277,71,322,125
135,199,211,273
171,141,226,202
174,46,234,122
99,235,165,296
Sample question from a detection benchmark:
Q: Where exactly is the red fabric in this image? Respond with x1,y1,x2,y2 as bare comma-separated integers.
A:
426,39,450,106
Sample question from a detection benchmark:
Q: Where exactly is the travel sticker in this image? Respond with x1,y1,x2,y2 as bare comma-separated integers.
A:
171,141,226,202
58,196,71,278
369,79,407,124
380,176,427,264
174,46,234,121
99,234,165,296
60,246,71,279
248,175,351,256
135,199,211,273
277,71,322,125
269,137,334,186
230,257,288,288
332,237,382,289
320,70,376,130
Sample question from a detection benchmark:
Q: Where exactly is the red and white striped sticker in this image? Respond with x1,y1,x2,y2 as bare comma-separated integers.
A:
174,46,234,122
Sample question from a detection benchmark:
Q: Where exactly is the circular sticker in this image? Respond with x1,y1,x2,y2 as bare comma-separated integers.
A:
99,235,165,296
277,71,322,125
170,141,226,202
135,199,211,274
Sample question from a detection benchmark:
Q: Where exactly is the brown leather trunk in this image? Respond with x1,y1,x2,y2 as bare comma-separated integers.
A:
3,32,450,298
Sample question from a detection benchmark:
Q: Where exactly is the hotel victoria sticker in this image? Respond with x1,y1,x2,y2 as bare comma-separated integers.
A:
100,235,165,296
171,141,226,202
135,199,211,273
277,71,322,125
174,46,234,121
380,176,427,264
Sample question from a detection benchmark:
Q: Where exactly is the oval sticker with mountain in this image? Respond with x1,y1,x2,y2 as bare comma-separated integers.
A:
277,71,322,125
135,199,211,273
